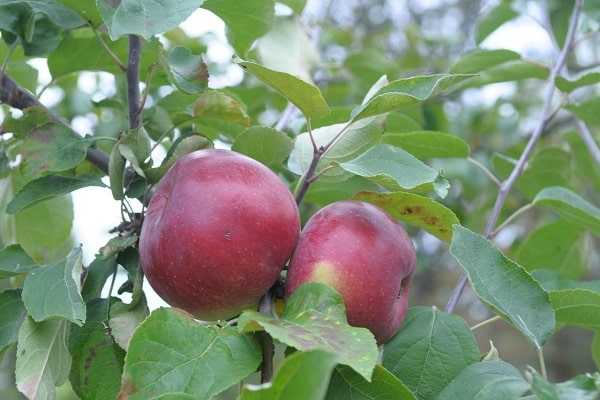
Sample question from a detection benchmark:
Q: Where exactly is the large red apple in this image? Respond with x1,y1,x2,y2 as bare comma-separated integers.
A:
139,149,300,320
285,200,416,343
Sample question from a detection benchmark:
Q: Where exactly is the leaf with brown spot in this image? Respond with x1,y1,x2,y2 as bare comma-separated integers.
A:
353,191,460,242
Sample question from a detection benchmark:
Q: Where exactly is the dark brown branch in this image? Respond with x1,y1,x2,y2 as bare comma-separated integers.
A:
0,71,110,174
126,35,143,129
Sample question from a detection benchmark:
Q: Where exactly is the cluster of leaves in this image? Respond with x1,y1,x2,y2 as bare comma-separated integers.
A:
0,0,599,399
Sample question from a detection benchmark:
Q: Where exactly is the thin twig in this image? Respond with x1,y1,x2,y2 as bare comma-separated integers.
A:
444,0,583,315
467,156,501,188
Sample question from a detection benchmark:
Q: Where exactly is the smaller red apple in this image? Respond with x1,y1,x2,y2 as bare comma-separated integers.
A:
285,200,416,343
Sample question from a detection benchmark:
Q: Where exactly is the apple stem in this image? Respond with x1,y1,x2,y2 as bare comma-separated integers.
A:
257,291,275,383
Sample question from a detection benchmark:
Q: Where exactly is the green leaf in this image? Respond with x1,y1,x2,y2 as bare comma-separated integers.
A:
202,0,274,55
234,56,330,119
593,333,600,370
240,350,339,400
549,289,600,330
326,365,417,400
57,0,104,27
382,131,470,159
255,16,319,83
1,174,74,262
48,34,163,80
290,115,384,182
566,98,600,126
337,144,449,198
515,220,588,280
192,89,251,126
532,270,600,293
0,289,27,353
232,126,293,167
450,49,521,74
529,368,600,400
97,0,205,40
238,283,378,381
16,316,72,400
566,131,600,194
70,299,125,400
6,174,106,214
22,247,87,326
352,191,459,242
350,74,473,122
109,298,149,350
449,225,555,348
20,123,94,179
533,186,600,235
459,60,549,88
556,72,600,92
82,255,118,302
492,148,572,200
382,306,480,400
118,127,152,178
162,46,209,93
121,307,261,399
109,139,126,200
475,2,519,44
145,134,212,184
278,0,306,14
0,1,84,55
0,244,38,278
436,361,529,399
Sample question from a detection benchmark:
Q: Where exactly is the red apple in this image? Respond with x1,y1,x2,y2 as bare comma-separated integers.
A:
285,200,416,343
139,149,300,320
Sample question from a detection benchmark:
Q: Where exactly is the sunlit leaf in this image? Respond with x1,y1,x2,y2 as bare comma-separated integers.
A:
382,306,480,400
450,225,555,349
255,16,319,83
350,74,473,122
234,56,330,118
238,282,378,381
290,115,384,181
337,144,449,198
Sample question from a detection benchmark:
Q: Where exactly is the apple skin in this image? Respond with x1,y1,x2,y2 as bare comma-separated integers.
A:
139,149,300,321
285,200,416,343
